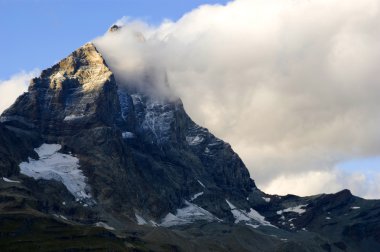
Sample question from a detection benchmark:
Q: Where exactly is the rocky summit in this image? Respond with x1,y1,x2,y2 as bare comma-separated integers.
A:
0,42,380,251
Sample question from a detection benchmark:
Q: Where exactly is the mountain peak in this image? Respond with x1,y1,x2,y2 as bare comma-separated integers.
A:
108,24,122,32
2,41,257,222
2,42,119,133
39,42,112,92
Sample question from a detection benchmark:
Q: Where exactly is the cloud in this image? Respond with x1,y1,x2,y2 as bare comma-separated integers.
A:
264,169,380,199
0,70,40,114
93,0,380,198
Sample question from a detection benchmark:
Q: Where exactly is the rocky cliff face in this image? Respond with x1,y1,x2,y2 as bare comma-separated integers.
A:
1,42,380,251
1,43,257,224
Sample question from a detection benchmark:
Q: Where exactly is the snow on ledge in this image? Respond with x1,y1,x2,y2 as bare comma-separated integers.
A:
19,144,91,201
226,199,276,227
277,204,308,215
64,114,85,121
2,177,20,183
186,135,204,145
52,214,68,221
122,131,135,139
246,223,260,229
160,201,220,227
197,180,206,188
95,222,115,231
262,197,271,203
247,208,276,227
135,214,148,225
190,192,204,201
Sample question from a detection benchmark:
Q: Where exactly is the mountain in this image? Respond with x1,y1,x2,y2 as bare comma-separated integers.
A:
0,42,380,251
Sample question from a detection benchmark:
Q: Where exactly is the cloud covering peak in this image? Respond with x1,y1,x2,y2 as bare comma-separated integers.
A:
93,0,380,198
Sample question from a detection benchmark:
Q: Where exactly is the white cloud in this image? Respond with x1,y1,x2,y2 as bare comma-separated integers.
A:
0,0,372,199
0,70,40,114
92,0,380,198
1,0,378,199
264,168,380,199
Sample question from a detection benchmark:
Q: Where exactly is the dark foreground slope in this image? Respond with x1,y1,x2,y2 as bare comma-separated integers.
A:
0,43,379,251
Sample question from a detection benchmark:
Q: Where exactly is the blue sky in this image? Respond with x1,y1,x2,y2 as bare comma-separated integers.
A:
338,157,380,174
0,0,229,79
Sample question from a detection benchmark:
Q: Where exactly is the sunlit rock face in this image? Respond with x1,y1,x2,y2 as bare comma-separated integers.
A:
2,43,120,136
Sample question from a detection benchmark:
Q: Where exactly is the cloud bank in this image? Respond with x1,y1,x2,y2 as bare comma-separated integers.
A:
93,0,380,198
0,70,40,114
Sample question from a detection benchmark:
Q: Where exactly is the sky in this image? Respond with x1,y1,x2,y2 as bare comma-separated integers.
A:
0,0,229,79
1,0,380,199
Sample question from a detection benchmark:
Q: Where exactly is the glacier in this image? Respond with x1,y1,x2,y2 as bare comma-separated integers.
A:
19,144,92,202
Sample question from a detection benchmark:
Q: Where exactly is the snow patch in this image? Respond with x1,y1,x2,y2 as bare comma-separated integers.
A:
225,200,247,223
262,197,271,203
19,144,91,201
34,144,61,157
2,177,20,183
231,209,251,223
225,199,237,210
95,222,115,231
277,205,308,215
64,114,85,121
150,220,158,227
160,213,179,226
225,199,275,227
246,223,260,229
351,206,361,210
160,201,219,227
325,217,332,220
190,192,204,201
197,180,206,188
186,135,204,145
135,214,148,225
122,131,135,139
53,214,68,221
247,208,276,227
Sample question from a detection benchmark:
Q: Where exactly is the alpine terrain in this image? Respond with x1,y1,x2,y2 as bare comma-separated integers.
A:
0,28,380,251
